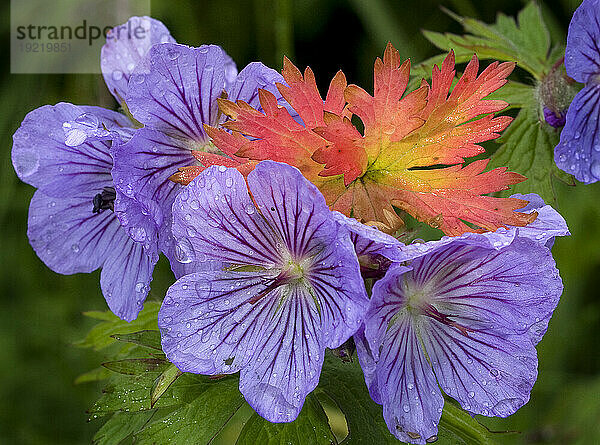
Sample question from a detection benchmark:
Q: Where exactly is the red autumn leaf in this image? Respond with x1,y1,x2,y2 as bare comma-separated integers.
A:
169,151,256,185
207,43,535,235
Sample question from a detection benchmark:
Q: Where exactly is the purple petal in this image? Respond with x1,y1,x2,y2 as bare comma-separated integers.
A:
332,211,404,259
112,128,193,262
101,16,175,103
223,52,238,91
363,271,443,443
63,112,112,146
543,107,566,128
565,0,600,83
12,103,127,197
421,318,537,418
354,328,382,405
63,107,136,147
391,229,517,264
247,161,336,259
100,226,156,322
28,189,157,321
126,43,227,142
511,193,570,247
27,189,116,274
171,164,284,271
410,238,562,344
228,61,302,123
160,270,325,422
113,188,161,261
227,62,285,110
554,84,600,183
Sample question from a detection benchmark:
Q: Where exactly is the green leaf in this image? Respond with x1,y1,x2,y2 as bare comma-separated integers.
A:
92,410,157,445
317,354,397,444
486,81,533,110
76,302,160,350
317,353,503,444
436,401,501,444
489,94,574,205
102,358,168,376
111,330,163,351
75,367,113,384
133,378,245,444
236,394,336,445
83,310,121,321
420,1,555,79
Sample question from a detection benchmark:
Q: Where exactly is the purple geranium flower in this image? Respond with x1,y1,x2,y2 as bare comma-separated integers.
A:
555,0,600,182
12,103,155,321
10,17,178,321
111,41,294,278
158,161,369,422
335,195,568,443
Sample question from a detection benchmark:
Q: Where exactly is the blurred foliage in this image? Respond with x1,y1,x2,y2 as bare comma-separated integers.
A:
1,0,599,444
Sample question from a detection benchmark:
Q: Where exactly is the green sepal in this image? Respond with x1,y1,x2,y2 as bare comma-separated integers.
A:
150,363,183,407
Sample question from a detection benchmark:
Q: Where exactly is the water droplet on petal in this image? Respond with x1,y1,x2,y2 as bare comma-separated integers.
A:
167,47,180,60
135,282,147,293
71,243,80,253
112,70,123,81
591,161,600,179
175,238,195,264
132,74,145,84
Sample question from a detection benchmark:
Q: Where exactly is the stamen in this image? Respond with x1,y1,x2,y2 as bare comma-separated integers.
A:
92,186,116,213
421,303,472,336
248,271,293,304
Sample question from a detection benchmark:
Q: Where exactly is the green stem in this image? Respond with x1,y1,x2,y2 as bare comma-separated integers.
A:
274,0,294,64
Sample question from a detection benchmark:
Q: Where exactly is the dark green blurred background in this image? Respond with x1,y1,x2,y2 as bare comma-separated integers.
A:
1,0,599,443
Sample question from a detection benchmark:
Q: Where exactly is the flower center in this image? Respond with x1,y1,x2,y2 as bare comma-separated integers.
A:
284,260,306,281
405,289,428,312
399,275,471,336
